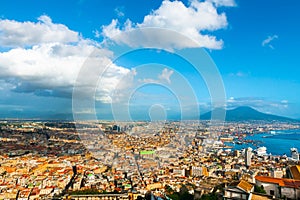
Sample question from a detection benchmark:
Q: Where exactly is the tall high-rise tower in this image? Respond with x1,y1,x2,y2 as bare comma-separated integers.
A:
245,147,253,167
291,148,299,161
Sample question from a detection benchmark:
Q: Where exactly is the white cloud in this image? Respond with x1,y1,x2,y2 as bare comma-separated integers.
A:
96,67,134,103
0,42,125,98
229,71,250,77
114,6,125,17
138,68,174,85
262,35,278,49
0,16,131,103
101,0,235,50
138,78,160,84
226,97,290,112
0,43,87,88
93,29,101,38
158,68,173,84
0,15,79,47
208,0,236,7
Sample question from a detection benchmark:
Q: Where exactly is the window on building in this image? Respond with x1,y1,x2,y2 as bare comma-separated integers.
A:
270,190,275,195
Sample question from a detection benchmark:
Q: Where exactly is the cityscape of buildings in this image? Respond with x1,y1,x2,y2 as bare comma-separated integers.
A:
0,120,300,199
1,0,300,199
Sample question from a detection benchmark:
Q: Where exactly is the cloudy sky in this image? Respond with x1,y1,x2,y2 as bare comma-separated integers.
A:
0,0,300,120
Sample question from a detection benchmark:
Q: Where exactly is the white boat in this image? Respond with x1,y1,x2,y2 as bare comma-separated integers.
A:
270,131,276,134
256,146,267,156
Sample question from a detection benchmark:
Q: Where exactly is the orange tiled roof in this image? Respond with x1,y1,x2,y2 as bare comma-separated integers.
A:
3,166,16,173
237,180,253,193
255,176,300,188
290,165,300,180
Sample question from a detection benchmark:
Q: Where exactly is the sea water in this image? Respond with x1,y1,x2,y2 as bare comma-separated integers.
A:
228,129,300,156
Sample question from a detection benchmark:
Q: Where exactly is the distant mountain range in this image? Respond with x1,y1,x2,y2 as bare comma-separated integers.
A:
200,106,298,122
1,106,297,122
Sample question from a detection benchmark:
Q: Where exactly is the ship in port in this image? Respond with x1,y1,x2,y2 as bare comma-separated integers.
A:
291,148,299,161
255,146,267,156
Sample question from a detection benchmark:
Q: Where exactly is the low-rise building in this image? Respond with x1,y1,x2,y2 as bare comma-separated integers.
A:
224,180,254,200
255,176,300,199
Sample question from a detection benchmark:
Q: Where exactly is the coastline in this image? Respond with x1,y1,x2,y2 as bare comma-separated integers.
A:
225,129,300,156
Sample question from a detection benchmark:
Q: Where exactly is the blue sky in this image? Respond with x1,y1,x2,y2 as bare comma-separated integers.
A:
0,0,300,120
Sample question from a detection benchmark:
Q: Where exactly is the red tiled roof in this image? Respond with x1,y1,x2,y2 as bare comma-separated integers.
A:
255,176,300,188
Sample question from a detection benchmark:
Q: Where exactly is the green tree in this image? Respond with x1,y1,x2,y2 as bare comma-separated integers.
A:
199,193,218,200
167,184,194,200
165,184,174,194
254,185,266,194
168,193,180,200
